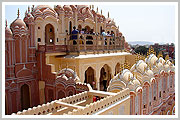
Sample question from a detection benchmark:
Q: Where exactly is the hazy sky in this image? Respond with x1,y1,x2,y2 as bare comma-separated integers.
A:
5,3,176,44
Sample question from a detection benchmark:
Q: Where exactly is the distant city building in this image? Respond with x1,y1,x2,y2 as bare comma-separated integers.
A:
151,43,175,60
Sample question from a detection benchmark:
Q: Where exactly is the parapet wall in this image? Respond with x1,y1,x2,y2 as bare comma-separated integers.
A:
76,82,91,93
65,88,130,115
13,91,89,115
13,88,130,115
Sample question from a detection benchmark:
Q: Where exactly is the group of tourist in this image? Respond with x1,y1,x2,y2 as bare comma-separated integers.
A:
71,26,115,44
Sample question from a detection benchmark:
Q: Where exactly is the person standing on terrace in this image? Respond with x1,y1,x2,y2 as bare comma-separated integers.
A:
102,30,107,45
72,26,79,45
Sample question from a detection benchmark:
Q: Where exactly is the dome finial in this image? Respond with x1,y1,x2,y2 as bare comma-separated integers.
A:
28,6,30,13
101,9,102,15
108,11,109,18
97,7,98,12
5,19,7,27
25,10,27,16
17,8,20,18
32,5,34,12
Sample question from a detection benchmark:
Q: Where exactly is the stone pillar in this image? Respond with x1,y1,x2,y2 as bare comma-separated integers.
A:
61,13,65,33
74,11,77,27
39,81,45,104
77,34,80,52
84,35,86,51
95,15,97,33
95,67,100,90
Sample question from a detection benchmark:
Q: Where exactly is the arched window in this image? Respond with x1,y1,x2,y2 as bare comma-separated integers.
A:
170,75,172,88
78,24,82,31
68,91,73,96
149,86,152,105
69,21,72,35
115,63,120,75
158,78,162,98
21,84,30,111
85,67,95,89
130,97,132,115
153,83,157,100
143,87,147,108
45,24,55,44
163,77,166,93
100,64,112,91
100,26,102,34
58,90,65,99
135,95,138,114
48,89,54,102
167,75,170,91
85,26,91,33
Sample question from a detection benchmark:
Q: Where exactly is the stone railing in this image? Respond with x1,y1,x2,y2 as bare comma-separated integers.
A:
67,34,124,53
65,88,130,115
38,44,67,53
37,34,125,54
76,82,91,93
13,88,130,115
12,91,89,115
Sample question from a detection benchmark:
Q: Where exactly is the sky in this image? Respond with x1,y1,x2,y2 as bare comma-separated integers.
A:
4,3,176,44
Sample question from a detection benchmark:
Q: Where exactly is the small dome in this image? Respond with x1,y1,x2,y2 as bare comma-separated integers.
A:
10,18,26,29
55,5,64,11
82,7,93,18
63,5,72,11
157,62,163,69
96,12,102,17
5,27,12,37
166,60,172,66
43,8,54,13
34,5,55,12
136,60,147,73
164,64,169,71
159,57,165,64
130,64,136,72
61,74,68,80
147,54,158,65
127,81,135,91
106,17,112,23
133,79,141,87
77,5,88,10
145,69,154,77
121,69,133,83
70,5,77,11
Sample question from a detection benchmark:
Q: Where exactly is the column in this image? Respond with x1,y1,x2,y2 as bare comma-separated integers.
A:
95,68,100,90
39,81,45,104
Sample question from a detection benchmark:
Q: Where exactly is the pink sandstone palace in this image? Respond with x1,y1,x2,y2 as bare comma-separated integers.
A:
5,5,175,115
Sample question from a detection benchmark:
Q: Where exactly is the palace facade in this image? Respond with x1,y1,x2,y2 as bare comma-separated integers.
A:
5,5,175,115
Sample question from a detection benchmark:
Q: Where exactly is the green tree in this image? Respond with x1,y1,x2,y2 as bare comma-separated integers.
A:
134,46,148,55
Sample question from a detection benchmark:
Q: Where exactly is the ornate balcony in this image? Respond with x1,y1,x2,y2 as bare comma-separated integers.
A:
67,34,124,53
38,34,125,54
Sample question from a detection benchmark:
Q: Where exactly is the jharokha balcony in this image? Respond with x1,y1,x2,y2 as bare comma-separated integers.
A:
38,34,125,55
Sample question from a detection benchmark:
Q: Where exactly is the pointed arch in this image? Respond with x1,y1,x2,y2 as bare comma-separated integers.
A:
45,23,55,44
85,67,95,89
21,84,30,110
